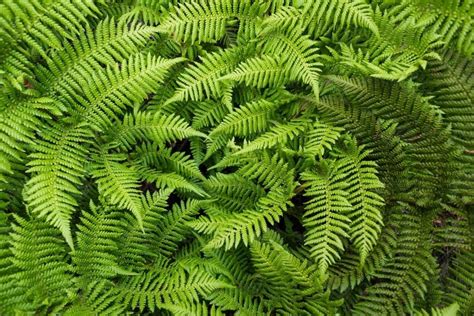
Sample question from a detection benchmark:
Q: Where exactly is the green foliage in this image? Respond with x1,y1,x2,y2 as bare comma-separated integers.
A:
0,0,472,315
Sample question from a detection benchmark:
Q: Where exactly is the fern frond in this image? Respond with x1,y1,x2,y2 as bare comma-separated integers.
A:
113,111,206,149
136,144,205,181
116,267,232,312
64,280,127,316
0,0,99,77
301,160,352,276
262,27,322,98
303,121,344,158
25,121,93,249
160,0,263,43
203,173,266,213
353,212,437,315
219,55,290,89
209,99,277,138
166,48,241,105
420,49,474,148
90,150,145,230
68,53,184,130
335,139,385,264
414,302,460,316
396,0,473,56
302,0,379,36
73,202,135,279
153,199,202,257
233,119,309,155
9,215,73,311
444,249,474,314
36,17,162,96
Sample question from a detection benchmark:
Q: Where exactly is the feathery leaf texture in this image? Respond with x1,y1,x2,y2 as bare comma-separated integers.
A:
0,0,472,315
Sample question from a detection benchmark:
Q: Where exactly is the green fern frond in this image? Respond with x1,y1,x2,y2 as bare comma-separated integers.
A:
69,53,184,130
90,150,145,230
395,0,473,56
302,0,379,36
160,0,263,44
9,215,73,311
301,160,352,276
25,121,94,249
444,249,474,314
219,55,290,89
303,121,344,158
414,302,460,316
116,267,232,312
261,27,322,98
420,49,473,148
0,0,99,77
353,212,437,315
203,173,266,213
233,119,309,155
335,138,385,264
73,202,135,279
166,48,241,105
153,199,202,257
136,144,205,181
113,111,206,149
36,17,162,96
209,99,277,138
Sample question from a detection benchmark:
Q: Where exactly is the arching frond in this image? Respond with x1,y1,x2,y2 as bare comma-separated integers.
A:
301,160,352,276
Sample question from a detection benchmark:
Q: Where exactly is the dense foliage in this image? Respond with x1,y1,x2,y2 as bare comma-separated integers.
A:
0,0,472,315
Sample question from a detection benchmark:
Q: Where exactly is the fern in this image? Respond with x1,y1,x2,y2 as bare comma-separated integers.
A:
0,1,472,315
301,160,352,276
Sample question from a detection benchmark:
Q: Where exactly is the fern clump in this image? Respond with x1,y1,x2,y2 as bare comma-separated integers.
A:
0,0,472,315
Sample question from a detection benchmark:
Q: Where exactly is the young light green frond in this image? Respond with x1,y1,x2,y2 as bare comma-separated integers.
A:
0,96,58,189
158,302,225,316
250,239,338,315
335,139,385,264
301,160,352,276
36,17,162,95
160,0,262,43
113,111,206,149
25,121,94,249
209,99,277,137
64,279,127,315
138,167,207,197
196,186,293,250
192,100,231,130
219,55,291,89
261,27,322,98
118,190,171,267
301,0,378,36
302,121,344,158
234,119,309,155
153,199,202,257
203,173,266,213
165,48,241,105
238,153,296,191
69,53,184,130
90,150,145,230
332,10,442,81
